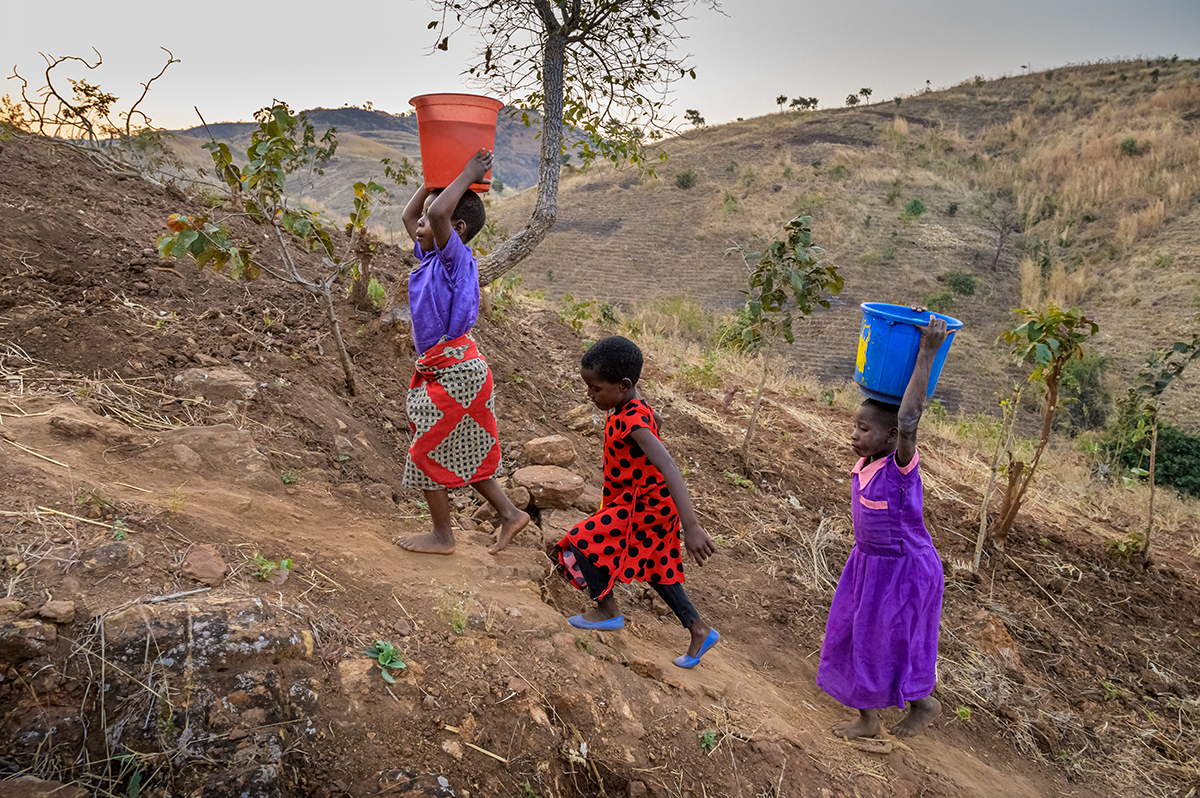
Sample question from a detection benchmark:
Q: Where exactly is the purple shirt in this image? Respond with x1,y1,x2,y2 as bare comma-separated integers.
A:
409,231,480,354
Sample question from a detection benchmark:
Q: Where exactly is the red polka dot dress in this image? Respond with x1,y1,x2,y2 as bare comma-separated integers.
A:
555,398,685,598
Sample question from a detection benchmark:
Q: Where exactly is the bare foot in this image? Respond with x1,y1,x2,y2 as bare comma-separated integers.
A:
399,530,456,555
832,709,882,739
891,696,941,738
489,509,530,554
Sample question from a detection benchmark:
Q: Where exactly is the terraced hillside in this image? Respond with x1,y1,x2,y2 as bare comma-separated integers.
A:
491,58,1200,425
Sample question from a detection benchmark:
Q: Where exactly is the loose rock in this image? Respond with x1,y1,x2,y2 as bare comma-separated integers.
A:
513,465,584,509
525,435,577,467
183,544,229,587
37,600,76,624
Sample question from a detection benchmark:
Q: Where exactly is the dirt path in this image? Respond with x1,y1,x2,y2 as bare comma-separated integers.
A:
1,398,1101,798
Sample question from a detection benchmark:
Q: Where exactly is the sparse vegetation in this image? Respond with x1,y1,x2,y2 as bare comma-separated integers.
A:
250,553,292,582
902,198,927,220
990,305,1100,549
364,640,407,683
675,169,697,189
727,215,842,462
944,271,978,296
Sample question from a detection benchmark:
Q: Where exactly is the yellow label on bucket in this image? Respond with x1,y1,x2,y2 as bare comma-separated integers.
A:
856,325,870,374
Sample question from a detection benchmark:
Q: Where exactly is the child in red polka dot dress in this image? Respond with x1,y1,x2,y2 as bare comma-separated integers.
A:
554,336,720,668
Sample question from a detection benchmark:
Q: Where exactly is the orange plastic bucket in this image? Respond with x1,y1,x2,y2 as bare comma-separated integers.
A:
409,93,504,193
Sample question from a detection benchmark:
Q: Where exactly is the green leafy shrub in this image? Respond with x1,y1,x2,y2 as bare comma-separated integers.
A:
364,640,407,683
922,292,955,313
674,169,697,189
1056,354,1111,433
902,198,927,219
558,293,594,333
1119,137,1147,156
367,277,387,309
944,271,978,296
1108,421,1200,498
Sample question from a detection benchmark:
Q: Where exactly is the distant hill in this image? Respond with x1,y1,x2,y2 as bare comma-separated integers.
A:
490,58,1200,428
170,105,558,240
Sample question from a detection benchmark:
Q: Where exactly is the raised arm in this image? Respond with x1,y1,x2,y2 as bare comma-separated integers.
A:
629,427,715,566
895,316,949,468
401,184,430,244
426,149,493,249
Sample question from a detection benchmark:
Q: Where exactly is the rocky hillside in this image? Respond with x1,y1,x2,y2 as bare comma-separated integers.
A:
2,122,1200,798
492,58,1200,427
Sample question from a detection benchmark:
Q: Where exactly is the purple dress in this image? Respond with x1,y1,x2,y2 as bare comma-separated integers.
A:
816,450,944,709
409,231,480,355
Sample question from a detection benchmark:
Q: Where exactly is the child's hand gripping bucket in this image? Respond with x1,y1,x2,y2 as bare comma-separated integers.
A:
409,93,504,193
854,303,962,403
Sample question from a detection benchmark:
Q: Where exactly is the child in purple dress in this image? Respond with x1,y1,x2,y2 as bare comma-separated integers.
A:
817,316,948,739
397,149,529,556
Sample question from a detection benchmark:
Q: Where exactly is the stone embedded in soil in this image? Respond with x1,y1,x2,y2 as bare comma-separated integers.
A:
572,483,603,513
0,619,57,666
540,508,589,548
173,366,258,404
172,443,204,470
525,434,577,467
627,781,647,798
563,404,603,435
81,540,145,574
48,415,100,439
156,425,274,486
393,618,413,636
102,597,313,668
37,600,75,624
0,596,25,618
966,609,1025,673
182,544,229,586
441,739,464,760
513,465,584,510
506,485,531,510
338,657,376,695
2,776,88,798
366,483,395,502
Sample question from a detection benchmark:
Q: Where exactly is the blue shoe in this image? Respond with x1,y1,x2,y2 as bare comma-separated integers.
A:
674,628,720,669
568,614,625,631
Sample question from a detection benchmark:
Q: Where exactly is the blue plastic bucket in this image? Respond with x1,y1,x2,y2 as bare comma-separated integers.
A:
854,303,962,403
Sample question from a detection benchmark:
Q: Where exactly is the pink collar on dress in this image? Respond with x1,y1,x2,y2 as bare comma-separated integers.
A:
852,450,919,489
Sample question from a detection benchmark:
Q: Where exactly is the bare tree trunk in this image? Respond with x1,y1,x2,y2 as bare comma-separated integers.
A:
740,344,772,463
991,370,1061,545
477,22,566,285
349,229,376,311
991,227,1010,269
1143,420,1159,566
974,388,1021,570
319,284,358,396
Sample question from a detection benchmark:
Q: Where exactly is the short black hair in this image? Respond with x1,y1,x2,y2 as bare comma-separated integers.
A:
581,335,643,384
430,188,487,244
860,398,900,428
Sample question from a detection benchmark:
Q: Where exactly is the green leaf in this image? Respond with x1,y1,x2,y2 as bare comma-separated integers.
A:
380,668,396,684
174,229,199,253
1035,342,1051,362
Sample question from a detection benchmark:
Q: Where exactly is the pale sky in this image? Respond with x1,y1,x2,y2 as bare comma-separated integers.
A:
5,0,1198,131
